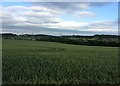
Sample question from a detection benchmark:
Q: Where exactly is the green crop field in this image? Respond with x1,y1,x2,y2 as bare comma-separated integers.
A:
2,39,119,84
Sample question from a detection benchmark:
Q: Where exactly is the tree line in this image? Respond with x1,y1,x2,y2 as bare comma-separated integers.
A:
1,33,120,47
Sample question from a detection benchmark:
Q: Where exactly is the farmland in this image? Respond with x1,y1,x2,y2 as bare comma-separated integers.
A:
2,39,119,84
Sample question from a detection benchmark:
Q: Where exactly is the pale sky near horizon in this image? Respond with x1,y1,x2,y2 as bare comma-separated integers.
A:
1,2,118,35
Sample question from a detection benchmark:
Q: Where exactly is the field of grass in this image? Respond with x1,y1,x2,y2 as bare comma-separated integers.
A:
2,39,119,84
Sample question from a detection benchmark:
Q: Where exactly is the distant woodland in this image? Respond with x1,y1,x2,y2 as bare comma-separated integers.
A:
1,33,120,47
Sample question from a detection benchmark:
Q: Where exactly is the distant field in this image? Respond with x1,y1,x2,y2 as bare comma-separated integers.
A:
2,39,118,84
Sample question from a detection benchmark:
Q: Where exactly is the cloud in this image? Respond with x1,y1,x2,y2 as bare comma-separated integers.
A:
1,2,118,35
73,11,96,17
30,2,90,16
40,21,89,30
2,0,119,2
30,2,112,18
2,5,63,24
31,2,112,10
83,20,118,33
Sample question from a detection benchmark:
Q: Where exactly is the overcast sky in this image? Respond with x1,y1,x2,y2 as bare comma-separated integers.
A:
1,2,118,35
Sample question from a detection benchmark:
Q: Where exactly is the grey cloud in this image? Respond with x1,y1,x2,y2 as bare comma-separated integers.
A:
31,2,113,10
2,2,118,35
31,2,90,14
30,2,113,18
3,25,116,36
81,20,118,34
2,19,118,35
73,11,96,18
90,21,118,27
88,2,113,7
2,0,119,2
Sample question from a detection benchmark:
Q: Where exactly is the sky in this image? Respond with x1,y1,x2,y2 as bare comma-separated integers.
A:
1,2,118,35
